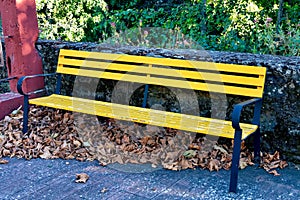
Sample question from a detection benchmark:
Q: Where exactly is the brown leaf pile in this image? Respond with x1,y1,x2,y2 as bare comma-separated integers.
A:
76,112,288,174
260,151,288,176
0,106,93,161
0,106,288,175
78,117,194,168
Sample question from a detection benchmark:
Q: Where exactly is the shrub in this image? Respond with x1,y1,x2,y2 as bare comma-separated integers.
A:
36,0,110,42
35,0,299,56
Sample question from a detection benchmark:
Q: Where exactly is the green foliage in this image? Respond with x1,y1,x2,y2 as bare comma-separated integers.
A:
35,0,300,56
36,0,110,42
284,2,300,25
107,0,187,9
104,27,202,49
252,22,300,55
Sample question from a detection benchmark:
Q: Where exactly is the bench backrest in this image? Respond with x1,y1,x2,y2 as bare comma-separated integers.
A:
57,49,266,98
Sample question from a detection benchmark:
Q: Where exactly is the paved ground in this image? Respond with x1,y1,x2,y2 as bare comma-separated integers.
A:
0,158,299,200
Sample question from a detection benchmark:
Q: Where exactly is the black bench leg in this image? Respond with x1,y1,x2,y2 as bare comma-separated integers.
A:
229,129,242,193
254,127,261,164
142,84,149,108
22,95,29,134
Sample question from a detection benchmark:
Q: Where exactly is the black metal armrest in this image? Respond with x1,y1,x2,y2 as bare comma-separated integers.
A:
17,73,56,95
232,98,263,130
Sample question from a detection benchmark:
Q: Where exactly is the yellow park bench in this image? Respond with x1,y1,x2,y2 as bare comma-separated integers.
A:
17,49,266,193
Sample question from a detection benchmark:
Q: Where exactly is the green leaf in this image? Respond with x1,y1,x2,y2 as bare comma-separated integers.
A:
183,150,196,159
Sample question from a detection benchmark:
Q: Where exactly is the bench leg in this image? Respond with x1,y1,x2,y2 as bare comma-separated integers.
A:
142,84,149,108
254,127,261,164
22,95,29,134
229,129,242,193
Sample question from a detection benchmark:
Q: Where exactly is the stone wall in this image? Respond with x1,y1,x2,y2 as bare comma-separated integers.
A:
3,40,300,162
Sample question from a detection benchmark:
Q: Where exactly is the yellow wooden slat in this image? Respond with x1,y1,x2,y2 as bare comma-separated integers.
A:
58,58,265,87
259,74,266,92
56,67,263,97
29,94,258,139
59,49,267,75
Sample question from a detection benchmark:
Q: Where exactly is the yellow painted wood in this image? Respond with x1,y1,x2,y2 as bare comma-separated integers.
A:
259,74,266,92
59,49,266,75
58,57,265,87
56,67,263,97
30,94,258,139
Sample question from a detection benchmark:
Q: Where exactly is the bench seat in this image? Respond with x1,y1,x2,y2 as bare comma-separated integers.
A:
30,94,258,140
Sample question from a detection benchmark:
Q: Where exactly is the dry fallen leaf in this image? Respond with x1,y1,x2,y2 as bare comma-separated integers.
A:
279,161,288,169
273,151,280,161
208,159,221,171
213,145,228,154
39,147,52,159
2,149,11,156
268,170,280,176
241,141,247,151
140,136,151,146
4,143,13,149
178,158,193,170
239,158,248,170
188,144,201,150
73,140,81,148
0,159,9,164
101,187,108,193
75,173,89,183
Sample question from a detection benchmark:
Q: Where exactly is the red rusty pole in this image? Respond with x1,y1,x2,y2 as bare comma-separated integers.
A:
0,0,43,119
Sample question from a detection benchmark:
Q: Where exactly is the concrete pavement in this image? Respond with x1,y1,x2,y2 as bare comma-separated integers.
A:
0,158,299,200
